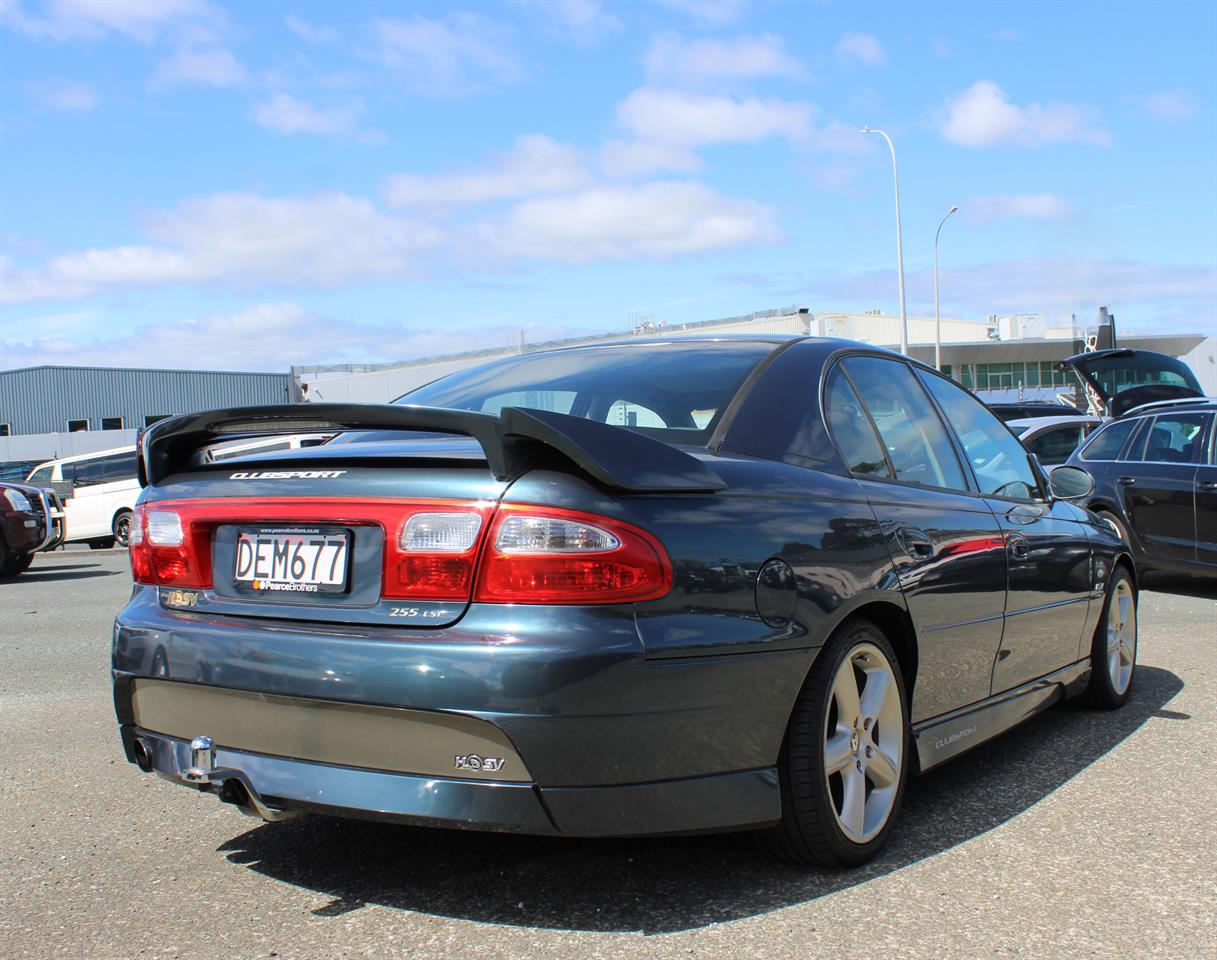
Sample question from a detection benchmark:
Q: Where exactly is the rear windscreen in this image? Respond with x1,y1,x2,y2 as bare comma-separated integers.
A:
397,342,777,446
1078,353,1202,399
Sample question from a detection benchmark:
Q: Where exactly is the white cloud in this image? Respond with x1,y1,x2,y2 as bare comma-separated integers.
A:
284,14,337,45
940,80,1110,148
1,0,222,43
0,193,442,303
383,134,591,207
370,12,522,95
598,139,702,178
835,32,886,66
617,88,812,147
151,45,246,88
1144,89,1198,123
963,194,1073,224
1,303,583,370
645,32,807,86
511,0,620,44
33,78,100,110
654,0,749,25
250,94,362,136
484,181,779,262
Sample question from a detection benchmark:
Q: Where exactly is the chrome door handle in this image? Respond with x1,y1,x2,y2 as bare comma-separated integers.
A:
1117,476,1137,486
1199,480,1217,491
1007,534,1030,560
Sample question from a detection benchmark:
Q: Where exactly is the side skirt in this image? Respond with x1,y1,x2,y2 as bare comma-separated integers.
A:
912,659,1090,773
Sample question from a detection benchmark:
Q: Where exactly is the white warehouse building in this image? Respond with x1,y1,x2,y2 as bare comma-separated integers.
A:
293,306,1215,408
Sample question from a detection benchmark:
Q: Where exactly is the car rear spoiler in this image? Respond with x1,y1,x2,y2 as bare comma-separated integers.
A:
138,403,727,493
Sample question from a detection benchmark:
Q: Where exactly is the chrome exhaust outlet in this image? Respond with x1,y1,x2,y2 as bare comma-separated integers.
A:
132,737,153,772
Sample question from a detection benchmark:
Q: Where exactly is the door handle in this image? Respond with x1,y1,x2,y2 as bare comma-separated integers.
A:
1199,480,1217,491
1007,533,1030,560
1117,476,1137,486
897,527,935,559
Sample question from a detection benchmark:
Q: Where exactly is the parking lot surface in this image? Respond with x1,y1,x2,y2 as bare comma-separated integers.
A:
1,549,1214,959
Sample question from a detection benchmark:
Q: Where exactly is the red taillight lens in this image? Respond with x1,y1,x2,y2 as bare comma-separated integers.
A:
382,508,492,600
129,504,212,589
474,505,671,604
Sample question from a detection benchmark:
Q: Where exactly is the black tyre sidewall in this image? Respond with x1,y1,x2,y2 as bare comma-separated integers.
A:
113,510,132,548
775,620,910,867
1087,568,1136,709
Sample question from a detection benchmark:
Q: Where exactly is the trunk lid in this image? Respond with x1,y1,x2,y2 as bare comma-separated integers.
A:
1056,349,1204,417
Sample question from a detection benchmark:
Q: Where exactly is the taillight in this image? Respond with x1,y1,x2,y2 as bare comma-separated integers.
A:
383,509,491,600
129,504,212,588
474,505,671,604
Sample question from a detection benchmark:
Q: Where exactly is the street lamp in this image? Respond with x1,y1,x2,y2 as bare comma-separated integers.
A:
934,205,959,371
861,126,907,355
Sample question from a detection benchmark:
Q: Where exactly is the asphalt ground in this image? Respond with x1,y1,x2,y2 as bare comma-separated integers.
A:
1,549,1214,960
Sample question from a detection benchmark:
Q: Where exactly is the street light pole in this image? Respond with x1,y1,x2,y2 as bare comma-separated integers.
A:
934,205,959,372
862,126,908,355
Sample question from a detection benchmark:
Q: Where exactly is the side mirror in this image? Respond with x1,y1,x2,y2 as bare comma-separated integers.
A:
1047,465,1094,501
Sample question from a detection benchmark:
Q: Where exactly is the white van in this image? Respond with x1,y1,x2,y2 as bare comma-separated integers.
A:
25,447,140,548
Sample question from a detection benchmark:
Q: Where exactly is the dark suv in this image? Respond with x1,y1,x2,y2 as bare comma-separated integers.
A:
0,481,67,577
1067,397,1216,578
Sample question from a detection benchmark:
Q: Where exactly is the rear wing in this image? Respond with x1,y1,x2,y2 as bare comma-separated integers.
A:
138,403,726,493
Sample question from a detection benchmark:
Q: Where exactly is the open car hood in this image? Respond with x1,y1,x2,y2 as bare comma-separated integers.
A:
1055,349,1204,417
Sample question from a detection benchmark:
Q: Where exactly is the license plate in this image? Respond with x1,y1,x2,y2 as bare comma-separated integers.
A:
234,527,350,594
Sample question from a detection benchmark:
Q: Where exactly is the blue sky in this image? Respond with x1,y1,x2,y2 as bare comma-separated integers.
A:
1,0,1214,371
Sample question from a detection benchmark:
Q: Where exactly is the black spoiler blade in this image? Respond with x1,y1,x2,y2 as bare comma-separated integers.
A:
139,403,726,493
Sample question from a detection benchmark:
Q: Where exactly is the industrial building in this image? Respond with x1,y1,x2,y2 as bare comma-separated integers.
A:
293,306,1216,407
0,365,292,464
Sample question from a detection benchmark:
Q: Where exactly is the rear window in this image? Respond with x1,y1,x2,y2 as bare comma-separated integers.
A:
1075,353,1202,399
399,342,776,445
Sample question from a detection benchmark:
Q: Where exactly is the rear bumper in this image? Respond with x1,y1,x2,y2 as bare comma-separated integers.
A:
113,587,812,836
119,725,780,837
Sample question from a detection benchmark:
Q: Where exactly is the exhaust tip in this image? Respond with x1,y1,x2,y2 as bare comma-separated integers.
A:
132,737,152,772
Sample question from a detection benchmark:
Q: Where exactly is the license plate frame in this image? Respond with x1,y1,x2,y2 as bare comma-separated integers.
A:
233,525,352,595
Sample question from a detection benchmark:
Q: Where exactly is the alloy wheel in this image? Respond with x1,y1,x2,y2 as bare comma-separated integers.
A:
1107,579,1136,695
823,642,903,844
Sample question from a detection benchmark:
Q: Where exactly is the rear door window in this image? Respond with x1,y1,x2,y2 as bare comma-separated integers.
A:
1024,424,1087,465
1080,419,1138,462
841,357,967,491
824,366,891,478
1135,413,1210,464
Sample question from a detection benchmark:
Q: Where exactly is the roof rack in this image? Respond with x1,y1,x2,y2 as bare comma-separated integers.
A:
1121,396,1215,417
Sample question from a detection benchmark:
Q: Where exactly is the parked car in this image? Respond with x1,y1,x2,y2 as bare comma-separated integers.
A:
0,481,66,577
1068,397,1216,578
113,337,1134,868
986,400,1080,423
1008,415,1103,466
26,446,139,548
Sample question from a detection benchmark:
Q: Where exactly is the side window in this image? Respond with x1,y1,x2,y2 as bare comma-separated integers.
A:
480,390,577,416
1024,425,1086,466
607,400,667,428
917,369,1038,499
1080,419,1136,461
1137,413,1209,463
824,366,891,477
842,357,967,491
27,466,53,485
100,453,138,481
71,459,106,487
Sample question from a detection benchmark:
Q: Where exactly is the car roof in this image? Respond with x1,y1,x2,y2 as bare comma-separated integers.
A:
30,445,136,469
1007,414,1102,431
1120,396,1217,418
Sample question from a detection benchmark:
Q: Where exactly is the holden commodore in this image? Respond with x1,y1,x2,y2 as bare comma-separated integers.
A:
113,337,1136,867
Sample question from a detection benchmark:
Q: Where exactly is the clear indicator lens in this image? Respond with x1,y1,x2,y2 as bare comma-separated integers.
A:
401,512,482,553
495,516,619,553
146,511,184,546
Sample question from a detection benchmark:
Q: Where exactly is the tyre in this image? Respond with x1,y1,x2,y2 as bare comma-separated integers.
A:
1086,567,1137,709
0,546,33,578
112,510,133,548
759,618,909,867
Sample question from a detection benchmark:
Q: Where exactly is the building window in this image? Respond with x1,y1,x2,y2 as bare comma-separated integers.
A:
100,416,124,431
144,414,170,426
67,419,89,432
0,423,10,437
